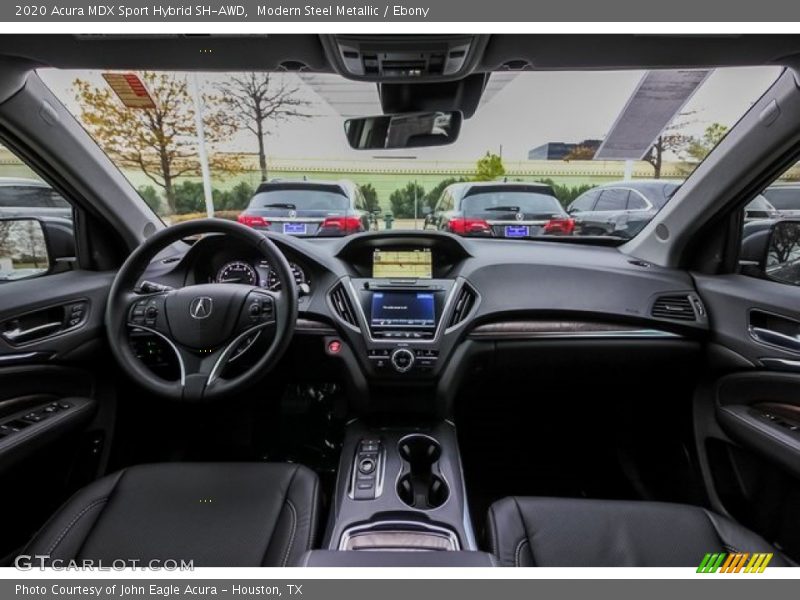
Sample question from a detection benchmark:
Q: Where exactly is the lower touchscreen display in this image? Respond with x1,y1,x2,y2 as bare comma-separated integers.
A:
370,292,436,328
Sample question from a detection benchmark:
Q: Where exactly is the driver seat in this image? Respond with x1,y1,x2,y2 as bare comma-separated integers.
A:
22,463,320,567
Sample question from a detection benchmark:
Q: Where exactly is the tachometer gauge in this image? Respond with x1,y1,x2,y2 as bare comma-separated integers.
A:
267,262,308,291
216,261,258,285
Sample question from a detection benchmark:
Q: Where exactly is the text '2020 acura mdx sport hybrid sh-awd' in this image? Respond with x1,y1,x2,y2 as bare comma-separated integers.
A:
0,34,798,568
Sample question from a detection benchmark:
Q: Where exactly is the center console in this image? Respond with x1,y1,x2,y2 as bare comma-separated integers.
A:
331,246,476,382
354,277,457,378
323,420,478,557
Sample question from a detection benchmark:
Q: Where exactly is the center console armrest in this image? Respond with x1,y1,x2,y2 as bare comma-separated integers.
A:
296,550,498,567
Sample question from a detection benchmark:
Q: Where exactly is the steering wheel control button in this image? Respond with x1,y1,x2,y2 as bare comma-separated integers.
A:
390,348,415,373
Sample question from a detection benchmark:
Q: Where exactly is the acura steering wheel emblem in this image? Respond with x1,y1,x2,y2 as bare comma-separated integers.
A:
189,296,213,319
515,212,524,221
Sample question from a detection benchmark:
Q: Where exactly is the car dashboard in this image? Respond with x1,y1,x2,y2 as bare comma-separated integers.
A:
137,230,709,413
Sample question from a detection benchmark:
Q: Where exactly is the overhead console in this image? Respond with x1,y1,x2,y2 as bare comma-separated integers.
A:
321,34,489,82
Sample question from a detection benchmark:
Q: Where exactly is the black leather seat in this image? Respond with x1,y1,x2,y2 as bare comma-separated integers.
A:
487,497,794,567
23,463,320,567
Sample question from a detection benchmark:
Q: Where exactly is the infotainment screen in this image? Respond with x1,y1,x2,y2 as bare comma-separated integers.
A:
372,248,432,279
370,292,436,328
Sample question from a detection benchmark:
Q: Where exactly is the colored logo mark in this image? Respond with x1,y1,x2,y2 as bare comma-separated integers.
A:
697,552,773,573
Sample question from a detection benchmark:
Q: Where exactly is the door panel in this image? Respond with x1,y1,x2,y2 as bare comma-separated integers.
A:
0,270,115,561
694,273,800,561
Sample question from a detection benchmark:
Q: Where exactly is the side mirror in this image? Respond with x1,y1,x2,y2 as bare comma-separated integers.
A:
0,217,51,282
344,111,463,150
763,220,800,285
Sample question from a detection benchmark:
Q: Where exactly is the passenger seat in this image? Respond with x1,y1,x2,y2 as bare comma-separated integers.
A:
487,497,794,567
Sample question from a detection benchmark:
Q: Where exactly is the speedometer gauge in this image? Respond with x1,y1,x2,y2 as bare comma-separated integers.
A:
216,261,257,285
267,262,308,291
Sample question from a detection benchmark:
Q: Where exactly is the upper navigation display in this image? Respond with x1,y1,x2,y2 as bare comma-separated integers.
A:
372,249,432,279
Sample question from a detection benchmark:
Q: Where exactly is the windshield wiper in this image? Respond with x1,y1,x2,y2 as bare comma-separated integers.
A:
484,205,520,212
260,202,297,209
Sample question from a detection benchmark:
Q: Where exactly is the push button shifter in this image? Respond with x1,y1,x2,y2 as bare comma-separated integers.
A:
352,438,382,500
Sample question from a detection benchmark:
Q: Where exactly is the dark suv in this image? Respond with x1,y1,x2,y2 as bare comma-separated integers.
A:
426,181,574,237
567,180,677,238
237,179,370,237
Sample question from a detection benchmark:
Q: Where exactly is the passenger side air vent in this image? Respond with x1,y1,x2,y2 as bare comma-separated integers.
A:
651,294,697,322
330,283,359,328
448,284,477,328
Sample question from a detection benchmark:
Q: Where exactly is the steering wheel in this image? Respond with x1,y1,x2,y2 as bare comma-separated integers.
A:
105,219,297,401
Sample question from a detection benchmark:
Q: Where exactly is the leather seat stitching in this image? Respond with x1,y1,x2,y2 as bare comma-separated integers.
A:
487,506,499,557
512,497,535,567
46,497,108,555
701,508,741,554
306,473,319,552
281,499,298,567
514,538,530,567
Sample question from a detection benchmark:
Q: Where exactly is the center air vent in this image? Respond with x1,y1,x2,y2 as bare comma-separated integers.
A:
330,283,359,328
651,294,698,322
448,284,477,328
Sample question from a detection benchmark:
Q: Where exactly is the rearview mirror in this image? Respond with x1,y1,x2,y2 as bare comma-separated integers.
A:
0,218,51,282
344,111,462,150
764,220,800,286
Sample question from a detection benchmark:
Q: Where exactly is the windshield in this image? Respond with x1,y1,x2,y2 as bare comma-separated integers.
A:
37,67,781,241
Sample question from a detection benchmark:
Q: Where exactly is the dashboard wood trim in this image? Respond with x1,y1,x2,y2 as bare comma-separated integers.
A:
468,320,681,340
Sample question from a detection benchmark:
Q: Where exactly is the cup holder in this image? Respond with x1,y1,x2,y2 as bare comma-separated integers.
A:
396,435,449,510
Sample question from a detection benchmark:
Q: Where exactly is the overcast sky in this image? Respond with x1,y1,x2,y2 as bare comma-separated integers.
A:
39,66,782,163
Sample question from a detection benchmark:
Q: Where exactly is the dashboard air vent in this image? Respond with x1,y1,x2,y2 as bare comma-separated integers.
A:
330,283,358,328
448,284,477,328
651,295,697,322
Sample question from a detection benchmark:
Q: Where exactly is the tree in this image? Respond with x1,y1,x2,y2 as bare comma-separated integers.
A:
137,185,162,213
768,222,800,266
644,133,691,179
389,182,426,219
643,111,698,179
685,123,729,162
74,72,242,214
474,152,505,181
359,183,380,212
216,73,312,182
172,180,207,214
215,181,255,211
536,178,596,208
424,177,467,212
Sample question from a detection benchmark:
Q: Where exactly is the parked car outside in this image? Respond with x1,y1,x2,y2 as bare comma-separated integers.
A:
762,183,800,218
744,194,780,222
237,179,370,237
567,180,678,238
0,177,72,221
426,181,574,238
568,180,778,238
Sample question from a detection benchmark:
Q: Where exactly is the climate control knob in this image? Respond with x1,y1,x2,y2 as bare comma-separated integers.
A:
390,348,415,373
